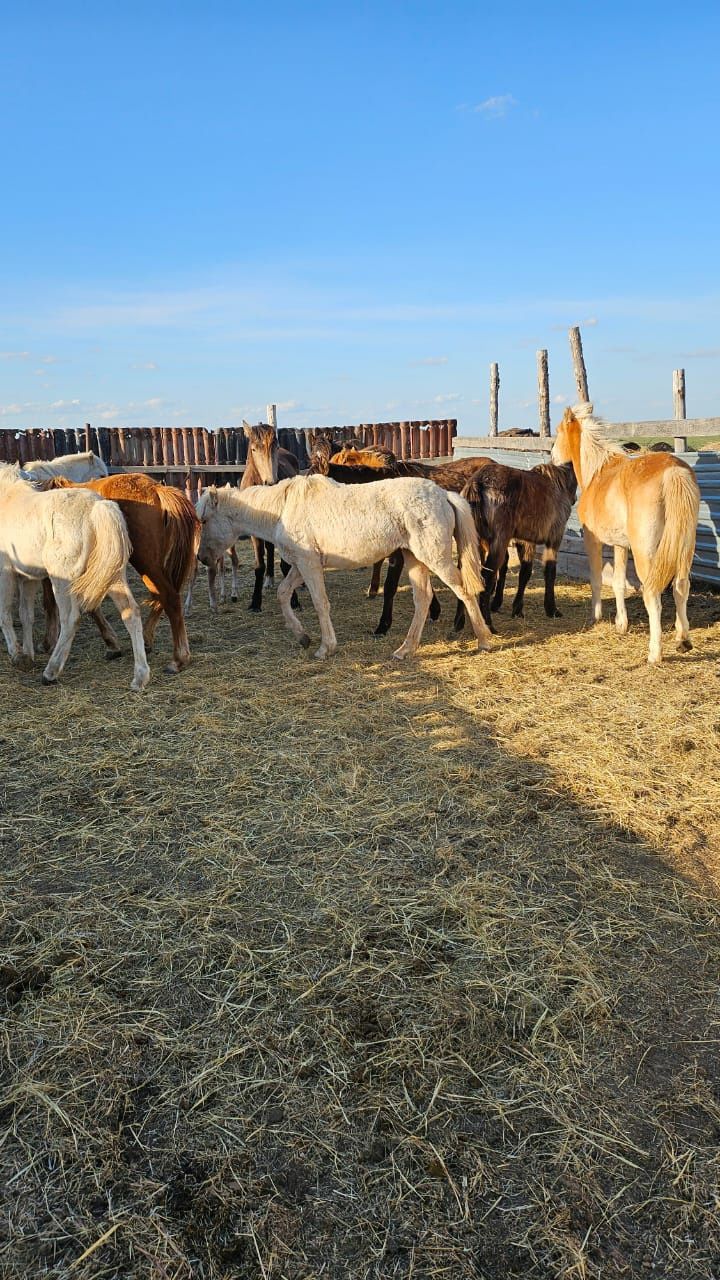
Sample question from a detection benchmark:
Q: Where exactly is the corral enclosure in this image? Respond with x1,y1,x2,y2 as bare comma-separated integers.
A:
2,550,720,1279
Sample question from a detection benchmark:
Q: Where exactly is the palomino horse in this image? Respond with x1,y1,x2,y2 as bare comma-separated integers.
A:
551,404,700,663
0,465,149,690
197,475,492,660
24,451,109,482
46,474,199,673
454,459,578,632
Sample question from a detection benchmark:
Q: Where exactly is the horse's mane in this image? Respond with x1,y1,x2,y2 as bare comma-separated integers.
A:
0,462,39,491
573,403,625,485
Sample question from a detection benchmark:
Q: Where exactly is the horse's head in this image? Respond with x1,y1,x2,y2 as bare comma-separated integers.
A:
87,452,109,478
551,403,592,467
243,421,279,484
196,487,233,567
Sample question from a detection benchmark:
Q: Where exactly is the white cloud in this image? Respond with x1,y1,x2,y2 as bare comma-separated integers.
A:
474,94,517,119
275,399,302,412
552,393,567,404
41,354,59,364
0,403,25,415
433,393,462,404
143,397,164,409
132,360,159,370
50,398,81,409
410,356,448,367
0,351,30,361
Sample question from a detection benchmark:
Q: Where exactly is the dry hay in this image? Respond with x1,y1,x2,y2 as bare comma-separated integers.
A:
1,551,719,1280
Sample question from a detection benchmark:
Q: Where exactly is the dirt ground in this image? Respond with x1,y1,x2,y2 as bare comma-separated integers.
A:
1,554,719,1279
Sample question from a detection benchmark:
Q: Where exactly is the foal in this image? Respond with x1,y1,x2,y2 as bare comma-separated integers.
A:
455,460,577,632
241,422,299,611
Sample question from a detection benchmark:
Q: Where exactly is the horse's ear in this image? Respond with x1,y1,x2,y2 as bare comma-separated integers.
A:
207,486,218,508
243,420,252,437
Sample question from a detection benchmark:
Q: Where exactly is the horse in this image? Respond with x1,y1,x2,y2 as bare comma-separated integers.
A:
0,465,149,690
241,421,300,611
551,404,700,663
331,444,397,468
196,475,492,660
23,451,108,482
45,474,199,673
454,460,578,632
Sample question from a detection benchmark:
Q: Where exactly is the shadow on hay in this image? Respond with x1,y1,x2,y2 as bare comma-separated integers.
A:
0,573,719,1280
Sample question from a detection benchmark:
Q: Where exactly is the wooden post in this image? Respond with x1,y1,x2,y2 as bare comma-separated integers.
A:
673,368,687,453
537,349,550,437
490,363,499,436
84,422,92,452
267,403,277,429
569,326,590,403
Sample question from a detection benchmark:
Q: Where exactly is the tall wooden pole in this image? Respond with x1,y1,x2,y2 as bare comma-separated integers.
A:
568,326,589,403
673,369,687,453
537,350,550,437
490,363,499,436
267,403,277,429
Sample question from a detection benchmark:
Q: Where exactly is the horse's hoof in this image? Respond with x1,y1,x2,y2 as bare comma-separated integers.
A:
367,588,379,598
12,654,33,671
164,663,181,675
248,604,262,613
130,676,150,692
41,673,58,686
549,608,562,618
313,649,330,660
231,594,238,602
476,640,492,653
615,620,629,636
677,638,693,653
298,634,312,649
373,625,389,637
105,648,123,661
491,602,502,614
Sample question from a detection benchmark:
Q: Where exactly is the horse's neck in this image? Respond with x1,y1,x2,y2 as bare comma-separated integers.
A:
225,483,285,539
579,430,616,487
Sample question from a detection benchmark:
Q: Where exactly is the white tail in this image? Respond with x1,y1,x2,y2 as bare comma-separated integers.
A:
72,500,132,612
446,491,485,596
644,464,700,594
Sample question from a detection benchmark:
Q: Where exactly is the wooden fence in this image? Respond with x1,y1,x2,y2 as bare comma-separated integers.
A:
0,419,457,500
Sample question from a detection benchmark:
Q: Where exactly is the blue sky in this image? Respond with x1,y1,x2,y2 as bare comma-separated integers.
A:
1,0,719,432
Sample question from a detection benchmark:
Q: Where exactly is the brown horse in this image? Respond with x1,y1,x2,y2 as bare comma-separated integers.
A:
241,422,300,611
455,460,578,633
552,404,700,663
45,473,199,673
331,444,397,468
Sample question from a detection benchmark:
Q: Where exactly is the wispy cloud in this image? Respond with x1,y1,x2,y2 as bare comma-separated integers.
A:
474,94,517,119
433,392,461,404
552,393,567,404
679,348,720,359
0,351,30,361
409,356,448,367
131,360,159,370
276,398,302,412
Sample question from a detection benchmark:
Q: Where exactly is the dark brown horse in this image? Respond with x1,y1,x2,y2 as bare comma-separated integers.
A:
455,460,577,633
45,473,199,672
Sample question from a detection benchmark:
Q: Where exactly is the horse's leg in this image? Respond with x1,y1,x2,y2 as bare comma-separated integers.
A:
512,545,535,618
542,547,561,618
492,551,510,613
105,576,151,691
41,582,82,685
207,558,221,612
184,559,197,614
230,546,239,602
217,555,226,605
295,557,337,659
277,564,311,649
367,560,383,598
0,567,26,668
264,542,275,590
431,558,493,652
280,559,300,610
583,529,604,623
641,584,663,664
613,545,629,635
374,550,403,637
89,608,123,659
18,578,38,662
429,590,441,622
453,540,503,635
673,571,692,653
392,553,433,660
144,570,191,674
41,577,60,652
249,537,265,611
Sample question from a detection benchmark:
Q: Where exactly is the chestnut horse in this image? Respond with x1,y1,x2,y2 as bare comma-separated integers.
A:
552,404,700,663
46,474,199,673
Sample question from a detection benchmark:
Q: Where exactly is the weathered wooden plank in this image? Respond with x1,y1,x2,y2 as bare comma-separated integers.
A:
537,349,550,437
569,326,589,402
490,363,499,436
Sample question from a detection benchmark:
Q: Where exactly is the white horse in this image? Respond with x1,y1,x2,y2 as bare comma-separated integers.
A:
197,474,492,660
0,465,150,690
23,451,108,482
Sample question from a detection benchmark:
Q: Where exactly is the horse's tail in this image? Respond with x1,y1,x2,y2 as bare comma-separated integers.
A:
644,463,700,594
72,499,131,612
446,491,486,596
156,485,201,592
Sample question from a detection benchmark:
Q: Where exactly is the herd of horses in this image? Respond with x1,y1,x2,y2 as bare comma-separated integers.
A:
0,404,702,687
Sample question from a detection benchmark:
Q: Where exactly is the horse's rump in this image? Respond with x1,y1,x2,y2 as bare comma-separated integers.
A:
71,500,131,612
643,462,700,594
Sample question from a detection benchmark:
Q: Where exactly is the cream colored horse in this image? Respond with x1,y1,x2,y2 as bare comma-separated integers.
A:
0,465,150,690
24,450,108,482
197,474,492,660
552,404,700,663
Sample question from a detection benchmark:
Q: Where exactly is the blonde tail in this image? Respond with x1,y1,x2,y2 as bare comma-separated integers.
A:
72,500,132,612
446,491,486,596
644,464,700,594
